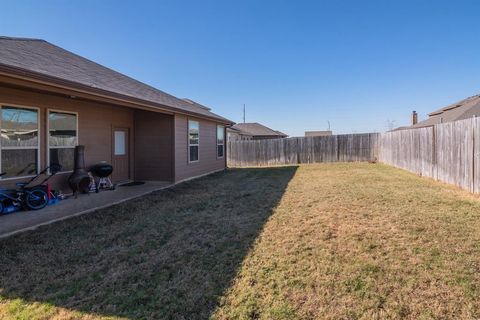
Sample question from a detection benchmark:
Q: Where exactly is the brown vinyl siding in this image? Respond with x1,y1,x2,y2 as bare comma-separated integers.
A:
134,111,174,181
174,114,226,182
0,84,135,189
0,83,226,190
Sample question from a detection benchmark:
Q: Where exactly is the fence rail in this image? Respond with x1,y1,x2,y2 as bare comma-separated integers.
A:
227,117,480,193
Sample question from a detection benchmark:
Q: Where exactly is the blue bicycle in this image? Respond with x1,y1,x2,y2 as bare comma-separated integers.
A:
0,164,62,213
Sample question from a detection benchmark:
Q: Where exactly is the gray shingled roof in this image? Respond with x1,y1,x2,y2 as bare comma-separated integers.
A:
182,98,211,111
0,36,231,123
231,123,287,137
410,95,480,129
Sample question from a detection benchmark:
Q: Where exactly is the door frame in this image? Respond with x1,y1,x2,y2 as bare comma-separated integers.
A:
111,126,130,182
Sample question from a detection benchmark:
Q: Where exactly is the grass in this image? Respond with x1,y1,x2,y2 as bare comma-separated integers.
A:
214,163,480,319
0,167,296,319
2,163,480,319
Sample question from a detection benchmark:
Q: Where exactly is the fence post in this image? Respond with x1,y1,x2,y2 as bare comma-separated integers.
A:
472,115,476,193
296,137,300,164
432,124,436,180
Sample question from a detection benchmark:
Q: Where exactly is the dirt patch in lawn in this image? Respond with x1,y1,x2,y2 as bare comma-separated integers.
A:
0,166,297,319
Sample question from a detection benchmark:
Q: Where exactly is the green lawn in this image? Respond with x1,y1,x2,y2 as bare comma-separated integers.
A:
1,163,480,319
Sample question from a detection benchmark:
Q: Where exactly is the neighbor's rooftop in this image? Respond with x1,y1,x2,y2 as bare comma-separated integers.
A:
407,94,480,129
231,122,287,137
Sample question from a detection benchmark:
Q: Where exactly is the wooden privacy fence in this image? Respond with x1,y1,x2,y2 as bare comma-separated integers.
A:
227,117,480,193
227,133,379,167
379,117,480,193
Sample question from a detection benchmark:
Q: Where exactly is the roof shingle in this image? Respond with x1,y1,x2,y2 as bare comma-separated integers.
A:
411,95,480,129
231,123,287,137
0,36,231,123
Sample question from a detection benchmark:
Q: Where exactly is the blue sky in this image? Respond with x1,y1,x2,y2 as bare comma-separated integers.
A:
1,0,480,136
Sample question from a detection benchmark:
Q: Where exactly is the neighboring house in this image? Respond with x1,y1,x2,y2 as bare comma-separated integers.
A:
305,130,332,137
226,126,253,141
398,95,480,130
227,122,287,141
0,36,233,191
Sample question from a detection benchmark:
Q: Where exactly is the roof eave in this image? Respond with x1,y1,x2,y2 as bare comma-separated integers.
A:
0,63,234,125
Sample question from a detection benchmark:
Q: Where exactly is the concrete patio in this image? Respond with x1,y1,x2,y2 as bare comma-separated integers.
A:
0,181,172,238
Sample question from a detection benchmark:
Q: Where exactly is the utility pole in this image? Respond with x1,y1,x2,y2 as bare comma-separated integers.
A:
243,104,246,123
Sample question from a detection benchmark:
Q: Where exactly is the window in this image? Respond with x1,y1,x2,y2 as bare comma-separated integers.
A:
217,125,224,158
188,120,199,162
48,111,77,172
0,106,39,179
114,131,126,155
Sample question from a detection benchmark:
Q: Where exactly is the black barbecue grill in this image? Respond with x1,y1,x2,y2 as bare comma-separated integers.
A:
90,163,115,192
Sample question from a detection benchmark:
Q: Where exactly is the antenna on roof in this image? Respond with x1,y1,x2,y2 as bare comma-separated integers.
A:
243,104,246,123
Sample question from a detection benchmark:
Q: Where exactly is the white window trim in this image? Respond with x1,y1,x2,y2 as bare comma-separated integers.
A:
217,125,224,159
188,119,199,163
47,109,79,174
0,104,41,181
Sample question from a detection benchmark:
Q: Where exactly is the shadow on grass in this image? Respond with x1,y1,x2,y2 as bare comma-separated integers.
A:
0,166,297,319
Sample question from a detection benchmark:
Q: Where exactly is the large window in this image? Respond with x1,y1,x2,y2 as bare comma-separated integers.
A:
217,125,224,158
48,111,77,172
0,106,39,179
188,120,199,162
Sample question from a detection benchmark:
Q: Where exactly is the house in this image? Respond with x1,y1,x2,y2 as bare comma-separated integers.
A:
226,126,253,141
305,130,332,137
0,36,233,191
399,95,480,129
227,122,287,141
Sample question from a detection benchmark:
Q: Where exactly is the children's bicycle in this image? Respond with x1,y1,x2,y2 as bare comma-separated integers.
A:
0,163,62,213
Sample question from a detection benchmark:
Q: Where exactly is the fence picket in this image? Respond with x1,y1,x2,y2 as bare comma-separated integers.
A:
227,118,480,194
227,133,379,167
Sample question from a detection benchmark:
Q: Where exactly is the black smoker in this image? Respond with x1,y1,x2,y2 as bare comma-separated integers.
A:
68,145,91,197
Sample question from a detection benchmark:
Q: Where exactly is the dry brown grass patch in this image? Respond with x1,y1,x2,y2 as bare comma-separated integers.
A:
213,163,480,319
2,163,480,319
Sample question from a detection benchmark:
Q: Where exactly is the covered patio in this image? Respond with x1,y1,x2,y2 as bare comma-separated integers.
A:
0,180,172,238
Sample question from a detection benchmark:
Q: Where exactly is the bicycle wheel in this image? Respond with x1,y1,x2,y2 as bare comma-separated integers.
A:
25,189,48,210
